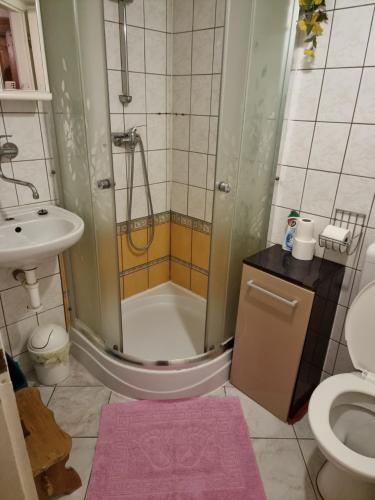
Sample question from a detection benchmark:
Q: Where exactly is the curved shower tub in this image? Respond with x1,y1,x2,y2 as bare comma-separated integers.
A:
70,328,232,399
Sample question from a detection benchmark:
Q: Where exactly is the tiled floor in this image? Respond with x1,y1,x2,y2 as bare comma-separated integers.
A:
27,356,325,500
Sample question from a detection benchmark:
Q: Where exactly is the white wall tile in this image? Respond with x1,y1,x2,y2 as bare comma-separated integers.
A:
173,115,190,150
7,316,38,356
280,121,314,168
112,153,127,189
268,205,290,244
318,68,362,122
148,150,167,184
365,19,375,66
189,152,207,188
301,170,339,217
1,285,35,324
172,33,192,75
211,74,221,116
192,29,214,74
105,21,121,70
107,71,125,114
150,183,167,213
13,160,50,205
309,122,350,172
145,30,166,74
127,26,145,73
323,339,339,374
0,164,18,208
144,0,166,31
336,0,374,9
206,155,216,190
172,76,191,114
104,0,119,22
354,68,375,123
334,174,375,223
343,125,375,177
273,166,306,209
216,0,226,26
37,305,66,329
330,304,347,342
188,186,206,219
208,117,218,155
115,189,127,222
213,28,224,73
191,75,212,116
205,189,213,222
147,114,166,150
286,70,324,121
338,266,355,307
4,114,44,161
172,150,188,183
126,0,144,26
193,0,216,30
146,75,166,114
171,182,188,214
173,0,193,32
333,343,355,374
327,6,373,67
190,115,209,153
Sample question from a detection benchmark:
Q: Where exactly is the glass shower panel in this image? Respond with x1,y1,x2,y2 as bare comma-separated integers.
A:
206,0,297,349
40,0,122,349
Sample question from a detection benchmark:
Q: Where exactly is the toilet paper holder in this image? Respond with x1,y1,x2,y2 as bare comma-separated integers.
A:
318,208,365,255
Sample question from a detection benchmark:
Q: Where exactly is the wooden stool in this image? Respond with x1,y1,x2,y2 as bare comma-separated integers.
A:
16,387,81,499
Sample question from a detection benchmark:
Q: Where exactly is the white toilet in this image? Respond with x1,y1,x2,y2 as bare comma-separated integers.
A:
309,244,375,500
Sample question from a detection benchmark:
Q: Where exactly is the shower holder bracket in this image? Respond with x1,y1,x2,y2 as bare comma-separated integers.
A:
318,208,365,255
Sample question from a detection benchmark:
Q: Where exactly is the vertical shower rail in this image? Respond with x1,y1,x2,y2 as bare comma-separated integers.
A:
118,0,132,104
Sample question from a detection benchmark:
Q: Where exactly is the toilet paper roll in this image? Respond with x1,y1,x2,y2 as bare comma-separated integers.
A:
320,224,351,243
295,218,314,242
292,237,316,261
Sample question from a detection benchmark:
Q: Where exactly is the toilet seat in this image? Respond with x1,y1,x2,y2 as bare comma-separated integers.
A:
309,372,375,482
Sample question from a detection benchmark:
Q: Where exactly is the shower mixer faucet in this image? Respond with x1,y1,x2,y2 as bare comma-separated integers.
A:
112,127,140,149
0,135,39,199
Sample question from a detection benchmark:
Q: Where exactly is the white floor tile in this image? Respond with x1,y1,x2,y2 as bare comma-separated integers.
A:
60,438,97,500
109,391,135,404
299,439,326,500
38,386,54,406
48,387,110,437
293,413,314,439
252,438,316,500
58,356,103,387
226,386,295,438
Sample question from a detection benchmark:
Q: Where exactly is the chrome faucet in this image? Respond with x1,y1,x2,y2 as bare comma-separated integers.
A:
0,135,39,199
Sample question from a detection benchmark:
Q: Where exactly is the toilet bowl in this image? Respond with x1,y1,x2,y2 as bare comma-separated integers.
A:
309,279,375,500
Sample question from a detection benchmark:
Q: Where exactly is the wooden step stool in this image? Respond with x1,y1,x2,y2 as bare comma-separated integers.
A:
16,387,81,499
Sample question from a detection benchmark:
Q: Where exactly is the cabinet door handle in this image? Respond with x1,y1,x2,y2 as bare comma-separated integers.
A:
247,280,298,308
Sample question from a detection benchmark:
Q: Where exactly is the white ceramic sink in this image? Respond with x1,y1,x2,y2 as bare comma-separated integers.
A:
0,205,84,269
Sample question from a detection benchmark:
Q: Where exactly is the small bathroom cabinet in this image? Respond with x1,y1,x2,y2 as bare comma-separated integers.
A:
230,244,345,422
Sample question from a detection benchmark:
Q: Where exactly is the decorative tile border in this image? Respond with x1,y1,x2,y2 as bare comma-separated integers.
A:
171,211,212,235
117,212,170,235
120,256,169,277
170,256,209,276
117,210,212,235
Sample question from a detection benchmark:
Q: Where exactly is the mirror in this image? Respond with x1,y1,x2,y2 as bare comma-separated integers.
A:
0,0,50,99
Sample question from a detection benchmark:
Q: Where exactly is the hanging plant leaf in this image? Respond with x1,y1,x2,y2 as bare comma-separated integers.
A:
298,0,328,57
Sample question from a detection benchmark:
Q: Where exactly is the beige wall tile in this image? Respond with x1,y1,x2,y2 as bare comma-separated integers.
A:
190,269,208,298
171,261,190,289
192,230,211,270
148,223,170,261
171,223,192,262
123,269,148,298
122,230,148,270
149,261,170,288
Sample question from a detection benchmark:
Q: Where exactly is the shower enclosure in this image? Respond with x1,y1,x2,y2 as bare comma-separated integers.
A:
39,0,297,398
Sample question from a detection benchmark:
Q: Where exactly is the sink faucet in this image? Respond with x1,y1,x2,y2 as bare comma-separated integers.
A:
0,135,39,199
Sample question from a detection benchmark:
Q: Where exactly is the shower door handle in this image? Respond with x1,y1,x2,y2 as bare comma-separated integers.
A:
217,181,231,193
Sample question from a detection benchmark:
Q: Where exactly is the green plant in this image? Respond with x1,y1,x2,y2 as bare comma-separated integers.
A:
297,0,328,57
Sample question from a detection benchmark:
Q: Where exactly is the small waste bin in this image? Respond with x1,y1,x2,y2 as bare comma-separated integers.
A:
28,324,70,385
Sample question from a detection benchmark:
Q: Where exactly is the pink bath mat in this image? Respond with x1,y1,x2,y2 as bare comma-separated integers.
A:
86,397,266,500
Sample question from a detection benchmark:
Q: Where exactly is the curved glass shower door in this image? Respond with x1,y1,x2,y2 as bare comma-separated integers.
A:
40,0,123,350
40,0,297,368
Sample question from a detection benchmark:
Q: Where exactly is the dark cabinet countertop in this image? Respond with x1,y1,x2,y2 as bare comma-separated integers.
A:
243,244,344,292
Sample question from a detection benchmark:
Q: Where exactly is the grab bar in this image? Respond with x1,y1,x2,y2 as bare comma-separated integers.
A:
118,0,132,105
247,280,298,308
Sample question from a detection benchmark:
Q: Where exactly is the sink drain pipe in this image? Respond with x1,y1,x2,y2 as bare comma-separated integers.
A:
14,268,42,311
